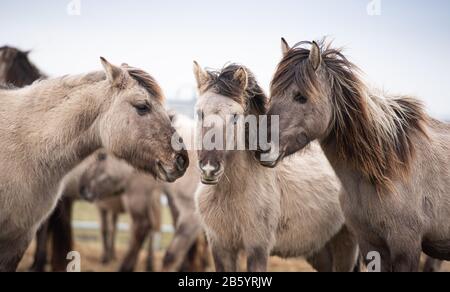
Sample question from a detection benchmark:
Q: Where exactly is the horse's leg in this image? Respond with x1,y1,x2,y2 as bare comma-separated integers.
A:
423,257,443,272
306,245,333,272
386,233,422,272
199,236,211,271
390,248,421,272
357,236,391,272
247,247,270,272
247,247,270,273
145,231,155,272
179,235,210,272
358,233,421,272
109,213,118,261
99,209,111,264
161,216,203,272
328,225,359,272
50,197,74,272
211,244,239,272
0,231,35,272
29,220,50,272
119,219,149,272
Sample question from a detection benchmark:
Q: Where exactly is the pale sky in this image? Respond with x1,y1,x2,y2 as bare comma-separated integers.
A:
1,0,449,118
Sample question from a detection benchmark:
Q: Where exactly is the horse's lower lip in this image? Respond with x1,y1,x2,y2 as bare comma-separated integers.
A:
156,162,182,183
202,179,219,185
156,162,170,182
201,176,220,185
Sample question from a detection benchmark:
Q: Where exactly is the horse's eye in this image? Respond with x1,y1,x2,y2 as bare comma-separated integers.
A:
294,95,308,104
134,104,151,116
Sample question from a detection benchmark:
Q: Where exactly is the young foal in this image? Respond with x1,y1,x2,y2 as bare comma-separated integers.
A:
260,39,450,272
0,58,188,271
193,63,358,272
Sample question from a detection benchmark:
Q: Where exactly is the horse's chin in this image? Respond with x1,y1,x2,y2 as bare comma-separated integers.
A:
201,175,221,186
155,161,183,183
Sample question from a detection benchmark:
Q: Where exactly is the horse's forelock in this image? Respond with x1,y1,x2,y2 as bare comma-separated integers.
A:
123,66,165,104
203,64,268,115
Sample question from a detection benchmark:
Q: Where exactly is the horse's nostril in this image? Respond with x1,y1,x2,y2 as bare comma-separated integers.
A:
176,154,187,171
200,161,220,177
80,186,87,197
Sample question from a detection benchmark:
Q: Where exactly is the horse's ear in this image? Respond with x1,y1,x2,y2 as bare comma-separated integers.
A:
193,61,209,89
166,109,177,123
100,57,126,87
309,41,322,71
234,67,248,92
281,37,291,56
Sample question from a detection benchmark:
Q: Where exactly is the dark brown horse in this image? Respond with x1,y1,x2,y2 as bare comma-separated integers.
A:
0,46,44,87
0,46,72,272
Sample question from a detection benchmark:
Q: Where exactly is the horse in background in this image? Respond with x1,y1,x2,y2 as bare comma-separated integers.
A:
161,113,211,272
79,114,210,272
0,46,44,87
79,151,163,272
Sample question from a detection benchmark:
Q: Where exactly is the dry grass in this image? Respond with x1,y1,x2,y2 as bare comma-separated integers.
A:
17,240,315,272
15,202,450,272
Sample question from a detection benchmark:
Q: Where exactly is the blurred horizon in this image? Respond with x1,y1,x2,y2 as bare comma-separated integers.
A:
1,0,449,118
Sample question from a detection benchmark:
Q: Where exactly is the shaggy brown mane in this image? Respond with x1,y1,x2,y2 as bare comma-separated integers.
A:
204,64,267,116
122,65,165,103
0,46,45,87
272,40,429,194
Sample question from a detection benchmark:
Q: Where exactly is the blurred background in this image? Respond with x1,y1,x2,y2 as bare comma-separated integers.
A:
1,0,450,119
2,0,449,272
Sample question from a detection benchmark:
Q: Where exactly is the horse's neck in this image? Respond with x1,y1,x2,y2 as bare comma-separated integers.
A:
217,151,261,193
320,140,374,197
10,79,106,184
